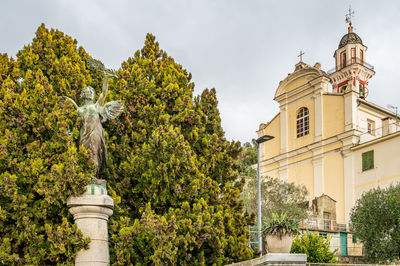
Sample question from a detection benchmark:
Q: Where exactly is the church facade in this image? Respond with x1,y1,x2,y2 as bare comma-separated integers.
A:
257,23,400,255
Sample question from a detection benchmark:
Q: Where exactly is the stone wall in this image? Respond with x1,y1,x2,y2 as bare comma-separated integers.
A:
226,253,306,266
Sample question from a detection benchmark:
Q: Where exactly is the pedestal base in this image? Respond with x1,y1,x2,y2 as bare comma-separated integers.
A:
67,182,114,266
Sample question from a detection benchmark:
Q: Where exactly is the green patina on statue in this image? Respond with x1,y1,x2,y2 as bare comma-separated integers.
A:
62,59,124,178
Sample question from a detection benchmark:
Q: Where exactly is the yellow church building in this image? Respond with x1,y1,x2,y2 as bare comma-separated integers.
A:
257,22,400,256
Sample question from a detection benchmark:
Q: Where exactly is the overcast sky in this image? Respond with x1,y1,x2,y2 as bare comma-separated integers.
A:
2,0,400,143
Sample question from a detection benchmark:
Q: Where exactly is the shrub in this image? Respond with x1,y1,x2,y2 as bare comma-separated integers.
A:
290,231,337,263
350,184,400,263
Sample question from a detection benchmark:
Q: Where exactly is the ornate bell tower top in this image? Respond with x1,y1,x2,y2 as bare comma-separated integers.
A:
329,6,375,99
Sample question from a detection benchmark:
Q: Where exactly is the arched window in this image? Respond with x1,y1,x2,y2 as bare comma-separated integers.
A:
340,51,346,69
297,107,309,138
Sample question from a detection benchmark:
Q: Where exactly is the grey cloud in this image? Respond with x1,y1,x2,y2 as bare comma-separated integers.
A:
1,0,399,143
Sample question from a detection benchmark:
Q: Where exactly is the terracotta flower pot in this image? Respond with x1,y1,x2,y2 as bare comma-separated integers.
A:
265,234,295,253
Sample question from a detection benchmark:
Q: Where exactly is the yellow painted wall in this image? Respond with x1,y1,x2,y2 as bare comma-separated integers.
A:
323,95,344,139
287,98,315,151
262,171,280,180
261,114,281,160
261,161,280,173
353,134,400,201
262,66,350,223
323,152,345,222
285,75,314,94
287,161,314,199
288,151,313,165
322,142,343,154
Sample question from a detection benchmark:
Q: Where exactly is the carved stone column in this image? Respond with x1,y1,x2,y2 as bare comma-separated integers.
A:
67,181,114,266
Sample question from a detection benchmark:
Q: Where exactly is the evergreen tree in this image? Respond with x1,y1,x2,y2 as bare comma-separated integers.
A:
0,26,253,265
0,24,94,264
107,34,252,265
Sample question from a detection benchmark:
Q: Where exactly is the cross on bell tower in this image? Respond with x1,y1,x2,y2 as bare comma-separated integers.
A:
345,5,355,32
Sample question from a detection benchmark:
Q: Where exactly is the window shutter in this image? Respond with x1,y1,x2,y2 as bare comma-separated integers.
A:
362,152,367,171
369,150,374,169
359,85,364,98
362,150,374,171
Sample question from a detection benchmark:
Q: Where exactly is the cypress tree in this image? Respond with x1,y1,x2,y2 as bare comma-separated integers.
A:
0,24,94,264
0,26,253,265
107,34,252,265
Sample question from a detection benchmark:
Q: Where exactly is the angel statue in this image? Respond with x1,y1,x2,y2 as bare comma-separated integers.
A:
61,59,124,178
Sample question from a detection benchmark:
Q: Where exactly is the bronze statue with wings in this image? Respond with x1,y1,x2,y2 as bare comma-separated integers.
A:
62,59,124,178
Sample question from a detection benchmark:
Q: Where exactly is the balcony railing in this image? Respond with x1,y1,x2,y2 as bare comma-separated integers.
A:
300,217,348,232
327,57,374,75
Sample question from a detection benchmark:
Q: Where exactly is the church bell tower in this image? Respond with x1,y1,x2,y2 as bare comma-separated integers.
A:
329,7,375,99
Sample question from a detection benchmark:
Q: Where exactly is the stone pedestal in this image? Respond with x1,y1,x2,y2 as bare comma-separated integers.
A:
67,181,114,266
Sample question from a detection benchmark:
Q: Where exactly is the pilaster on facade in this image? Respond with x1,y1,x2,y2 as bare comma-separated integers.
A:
312,151,324,198
342,148,355,225
280,105,288,154
278,159,289,182
313,90,324,142
344,90,360,132
341,133,361,150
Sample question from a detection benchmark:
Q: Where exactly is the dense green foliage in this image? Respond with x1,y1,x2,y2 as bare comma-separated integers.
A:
238,142,257,211
238,142,257,173
0,24,253,265
107,34,253,265
290,232,337,263
0,25,94,265
350,184,400,263
263,213,299,238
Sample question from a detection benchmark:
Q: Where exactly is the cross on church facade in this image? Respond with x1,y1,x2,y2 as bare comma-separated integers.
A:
298,50,305,62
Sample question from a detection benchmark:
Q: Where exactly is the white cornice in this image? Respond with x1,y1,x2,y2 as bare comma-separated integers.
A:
260,130,360,166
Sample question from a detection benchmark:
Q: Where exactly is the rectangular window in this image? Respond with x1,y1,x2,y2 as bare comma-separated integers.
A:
296,108,309,138
362,150,374,171
319,232,327,239
351,48,356,63
367,119,375,135
360,50,364,64
340,51,346,68
352,235,357,244
323,212,331,230
359,84,365,99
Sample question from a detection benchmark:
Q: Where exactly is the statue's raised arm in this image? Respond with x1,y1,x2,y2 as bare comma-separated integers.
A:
96,70,117,107
86,59,118,107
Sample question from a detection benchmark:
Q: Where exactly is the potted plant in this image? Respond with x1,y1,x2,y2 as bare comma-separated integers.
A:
263,213,299,253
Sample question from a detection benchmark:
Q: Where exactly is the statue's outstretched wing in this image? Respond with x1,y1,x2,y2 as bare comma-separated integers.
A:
101,100,124,122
